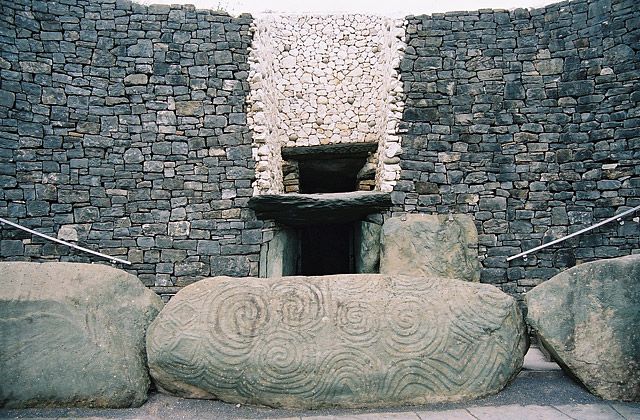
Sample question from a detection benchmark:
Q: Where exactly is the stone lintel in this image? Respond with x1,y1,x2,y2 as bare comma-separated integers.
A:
248,191,391,226
281,142,378,160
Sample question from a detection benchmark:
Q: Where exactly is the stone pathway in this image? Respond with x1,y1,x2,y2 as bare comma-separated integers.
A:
2,349,639,420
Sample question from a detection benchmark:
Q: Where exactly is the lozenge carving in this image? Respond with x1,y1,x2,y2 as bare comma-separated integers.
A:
147,274,527,408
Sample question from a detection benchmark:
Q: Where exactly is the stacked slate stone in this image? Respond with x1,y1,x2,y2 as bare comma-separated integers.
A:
1,0,639,304
0,0,259,299
400,0,640,300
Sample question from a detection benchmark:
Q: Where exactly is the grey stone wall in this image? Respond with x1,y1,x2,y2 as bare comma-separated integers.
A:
0,0,258,299
398,0,639,298
1,0,638,303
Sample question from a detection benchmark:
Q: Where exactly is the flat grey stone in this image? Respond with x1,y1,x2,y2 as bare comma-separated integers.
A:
468,404,571,419
554,404,624,420
127,39,153,57
176,101,204,116
281,142,378,160
526,255,640,402
534,58,564,75
0,262,164,408
611,403,640,419
379,214,480,282
304,414,419,420
248,192,392,227
123,74,149,85
147,274,527,409
355,221,381,273
415,409,476,419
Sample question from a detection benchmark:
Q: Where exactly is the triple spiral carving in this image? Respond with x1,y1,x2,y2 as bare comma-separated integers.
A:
149,275,525,408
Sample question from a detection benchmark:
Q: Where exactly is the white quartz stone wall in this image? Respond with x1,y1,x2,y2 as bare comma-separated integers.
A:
248,21,285,194
248,15,405,195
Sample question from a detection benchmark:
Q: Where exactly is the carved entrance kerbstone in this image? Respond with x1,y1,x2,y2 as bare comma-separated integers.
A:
147,274,527,409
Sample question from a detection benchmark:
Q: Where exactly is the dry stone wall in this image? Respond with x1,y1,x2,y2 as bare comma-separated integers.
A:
248,15,405,194
0,0,259,297
398,0,640,298
0,0,638,302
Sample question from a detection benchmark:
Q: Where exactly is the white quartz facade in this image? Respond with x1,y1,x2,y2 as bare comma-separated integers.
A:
248,15,406,195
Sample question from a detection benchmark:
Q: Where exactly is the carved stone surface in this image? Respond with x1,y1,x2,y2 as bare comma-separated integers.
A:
379,214,481,282
147,274,527,409
355,221,381,273
0,262,164,408
248,191,392,226
526,255,640,402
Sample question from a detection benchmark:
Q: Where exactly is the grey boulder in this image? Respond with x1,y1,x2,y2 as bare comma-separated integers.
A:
526,255,640,401
147,274,527,409
0,262,163,408
380,214,481,282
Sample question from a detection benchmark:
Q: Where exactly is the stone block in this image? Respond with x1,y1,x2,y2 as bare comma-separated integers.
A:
211,255,250,276
504,82,525,99
73,206,100,223
124,148,144,163
204,115,227,128
355,221,381,273
58,190,90,204
558,80,595,97
17,122,43,137
123,74,149,85
527,255,640,401
0,262,163,408
0,89,15,108
479,196,507,211
157,111,176,126
168,221,190,237
127,39,153,57
176,101,204,117
1,240,24,257
414,57,442,70
147,274,527,408
213,50,233,64
534,58,563,75
379,214,480,282
196,240,221,255
26,201,50,216
174,261,207,276
42,87,66,105
19,61,51,74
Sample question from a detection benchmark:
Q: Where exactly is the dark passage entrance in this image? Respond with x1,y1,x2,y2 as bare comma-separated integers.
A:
298,157,367,194
299,223,354,275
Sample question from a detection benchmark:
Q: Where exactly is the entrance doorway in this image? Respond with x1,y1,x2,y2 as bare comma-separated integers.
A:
299,223,355,275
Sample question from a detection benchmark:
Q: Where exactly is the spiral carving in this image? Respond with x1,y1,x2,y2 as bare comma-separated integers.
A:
199,281,271,387
146,274,527,409
385,297,440,355
241,330,317,398
271,281,325,331
206,283,270,347
336,300,380,344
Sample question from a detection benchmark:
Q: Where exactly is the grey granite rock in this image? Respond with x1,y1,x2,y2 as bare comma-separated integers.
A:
248,192,392,227
147,274,527,409
526,255,640,402
0,262,164,408
379,214,481,282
